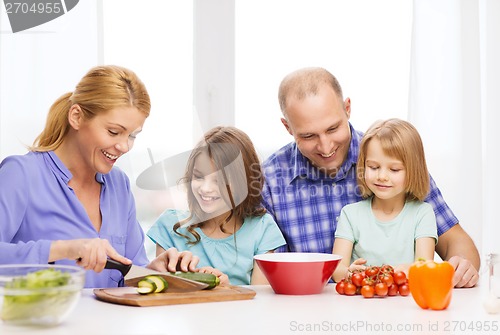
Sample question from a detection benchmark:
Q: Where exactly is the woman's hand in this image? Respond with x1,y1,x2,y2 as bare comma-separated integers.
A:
50,238,131,273
196,266,230,286
147,247,199,273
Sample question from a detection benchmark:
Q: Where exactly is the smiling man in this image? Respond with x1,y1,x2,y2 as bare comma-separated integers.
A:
261,67,480,288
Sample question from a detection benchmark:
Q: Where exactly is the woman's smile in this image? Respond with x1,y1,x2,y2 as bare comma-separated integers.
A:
101,149,119,163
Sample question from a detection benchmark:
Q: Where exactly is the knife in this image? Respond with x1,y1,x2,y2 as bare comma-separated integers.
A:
104,259,208,293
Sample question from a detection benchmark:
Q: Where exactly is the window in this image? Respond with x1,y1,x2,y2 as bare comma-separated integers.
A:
102,0,413,259
235,0,413,159
103,0,194,176
103,0,194,258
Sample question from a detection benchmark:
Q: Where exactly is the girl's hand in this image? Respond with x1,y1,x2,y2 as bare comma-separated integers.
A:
196,266,230,286
348,258,367,273
51,238,131,273
148,247,199,273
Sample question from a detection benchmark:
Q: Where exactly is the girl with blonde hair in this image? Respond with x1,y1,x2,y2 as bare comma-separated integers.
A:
332,118,437,281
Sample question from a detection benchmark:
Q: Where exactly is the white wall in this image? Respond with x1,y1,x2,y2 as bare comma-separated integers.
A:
480,0,500,256
235,0,413,159
0,1,100,157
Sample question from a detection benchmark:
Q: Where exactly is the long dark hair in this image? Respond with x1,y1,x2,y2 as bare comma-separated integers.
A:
173,126,266,244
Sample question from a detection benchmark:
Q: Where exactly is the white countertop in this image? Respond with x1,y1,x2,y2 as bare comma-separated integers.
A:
2,283,500,335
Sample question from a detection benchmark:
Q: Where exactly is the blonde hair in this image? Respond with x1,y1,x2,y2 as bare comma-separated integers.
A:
174,126,266,244
31,65,150,151
278,67,343,115
357,118,430,201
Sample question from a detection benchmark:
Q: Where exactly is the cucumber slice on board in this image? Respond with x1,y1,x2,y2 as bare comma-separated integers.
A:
136,278,157,295
144,276,168,293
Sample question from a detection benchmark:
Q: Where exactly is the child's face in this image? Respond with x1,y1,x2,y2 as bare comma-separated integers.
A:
191,151,231,216
364,138,406,201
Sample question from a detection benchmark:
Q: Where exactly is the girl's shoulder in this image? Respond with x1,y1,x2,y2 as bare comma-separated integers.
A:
405,200,433,212
342,198,371,212
157,209,191,220
242,213,278,229
404,201,435,220
155,209,191,228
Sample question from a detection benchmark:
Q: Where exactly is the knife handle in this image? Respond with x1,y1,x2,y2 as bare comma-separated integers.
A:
104,259,132,277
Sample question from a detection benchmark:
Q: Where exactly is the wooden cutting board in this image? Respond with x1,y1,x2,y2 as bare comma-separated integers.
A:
93,285,256,307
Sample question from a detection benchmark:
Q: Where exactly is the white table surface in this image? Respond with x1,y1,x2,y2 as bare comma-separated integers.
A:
2,283,500,335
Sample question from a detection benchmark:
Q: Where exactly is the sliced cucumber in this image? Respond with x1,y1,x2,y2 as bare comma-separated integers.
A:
144,275,168,293
137,286,154,295
136,278,157,295
136,276,169,295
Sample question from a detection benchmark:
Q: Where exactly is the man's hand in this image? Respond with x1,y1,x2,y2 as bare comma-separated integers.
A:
436,224,480,288
448,255,479,288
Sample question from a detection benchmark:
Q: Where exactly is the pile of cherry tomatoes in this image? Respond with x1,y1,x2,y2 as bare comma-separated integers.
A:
335,264,410,298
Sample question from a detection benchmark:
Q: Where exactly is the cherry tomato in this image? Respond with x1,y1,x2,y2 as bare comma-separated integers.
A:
387,284,399,296
393,271,407,286
351,272,365,287
398,283,410,296
380,273,394,287
380,264,394,274
361,277,374,287
335,280,345,295
375,282,388,297
365,266,380,278
344,282,357,296
361,285,375,298
338,264,411,298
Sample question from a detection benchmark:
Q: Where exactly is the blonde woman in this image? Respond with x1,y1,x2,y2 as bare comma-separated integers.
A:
0,65,197,288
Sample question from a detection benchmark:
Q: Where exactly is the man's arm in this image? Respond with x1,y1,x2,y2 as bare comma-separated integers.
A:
435,224,480,288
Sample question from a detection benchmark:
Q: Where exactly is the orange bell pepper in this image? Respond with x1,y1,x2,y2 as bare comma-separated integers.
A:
408,259,455,310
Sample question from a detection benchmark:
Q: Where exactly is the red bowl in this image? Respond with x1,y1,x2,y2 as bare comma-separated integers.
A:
254,253,342,295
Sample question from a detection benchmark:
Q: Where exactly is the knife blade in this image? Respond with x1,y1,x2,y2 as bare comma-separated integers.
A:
105,259,208,293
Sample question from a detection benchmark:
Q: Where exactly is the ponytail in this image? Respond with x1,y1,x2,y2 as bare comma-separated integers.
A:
31,92,73,152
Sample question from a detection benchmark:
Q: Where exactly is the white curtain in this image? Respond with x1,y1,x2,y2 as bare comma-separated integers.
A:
409,0,500,260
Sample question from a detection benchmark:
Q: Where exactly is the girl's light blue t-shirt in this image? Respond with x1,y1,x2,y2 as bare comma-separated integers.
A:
147,210,286,285
334,198,438,266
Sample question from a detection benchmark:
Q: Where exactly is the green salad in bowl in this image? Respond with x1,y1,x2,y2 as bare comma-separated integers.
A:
0,264,85,326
